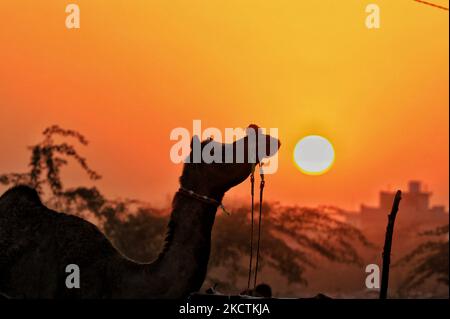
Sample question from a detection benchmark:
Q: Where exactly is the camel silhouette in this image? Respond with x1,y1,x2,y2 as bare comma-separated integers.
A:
0,126,280,298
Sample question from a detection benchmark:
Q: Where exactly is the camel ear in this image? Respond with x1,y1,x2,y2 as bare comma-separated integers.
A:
246,124,261,136
190,135,201,150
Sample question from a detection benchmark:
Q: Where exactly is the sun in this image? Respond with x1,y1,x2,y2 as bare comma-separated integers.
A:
293,135,335,175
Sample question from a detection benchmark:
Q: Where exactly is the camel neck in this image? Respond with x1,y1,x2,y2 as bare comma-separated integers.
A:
165,191,219,251
150,189,223,297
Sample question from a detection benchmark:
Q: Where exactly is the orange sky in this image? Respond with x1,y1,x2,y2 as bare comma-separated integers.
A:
0,1,448,211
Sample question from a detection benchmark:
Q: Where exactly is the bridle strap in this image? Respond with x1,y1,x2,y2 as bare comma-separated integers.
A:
177,186,230,215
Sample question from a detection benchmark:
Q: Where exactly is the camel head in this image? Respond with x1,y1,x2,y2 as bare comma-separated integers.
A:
180,125,281,199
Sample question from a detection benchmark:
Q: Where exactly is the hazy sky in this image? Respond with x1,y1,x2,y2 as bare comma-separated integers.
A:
0,1,448,210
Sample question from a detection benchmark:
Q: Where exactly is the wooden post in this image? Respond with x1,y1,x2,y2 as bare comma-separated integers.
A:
379,190,402,299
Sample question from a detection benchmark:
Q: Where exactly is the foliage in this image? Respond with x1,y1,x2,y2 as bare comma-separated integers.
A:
210,204,371,288
1,125,372,292
397,224,449,291
0,125,100,198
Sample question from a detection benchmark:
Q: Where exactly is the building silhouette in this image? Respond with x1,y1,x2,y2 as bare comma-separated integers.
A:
349,181,448,229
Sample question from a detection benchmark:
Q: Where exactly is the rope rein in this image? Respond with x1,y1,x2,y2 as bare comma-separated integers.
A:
247,163,265,290
179,161,266,292
247,165,256,290
254,166,265,288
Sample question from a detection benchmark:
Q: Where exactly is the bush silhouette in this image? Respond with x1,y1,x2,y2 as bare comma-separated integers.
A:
1,125,372,295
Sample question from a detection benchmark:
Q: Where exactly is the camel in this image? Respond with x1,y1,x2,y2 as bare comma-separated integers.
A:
0,126,280,298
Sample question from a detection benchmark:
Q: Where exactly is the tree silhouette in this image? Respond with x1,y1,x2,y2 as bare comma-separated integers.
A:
209,204,371,291
1,125,372,294
397,224,449,291
0,125,100,201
